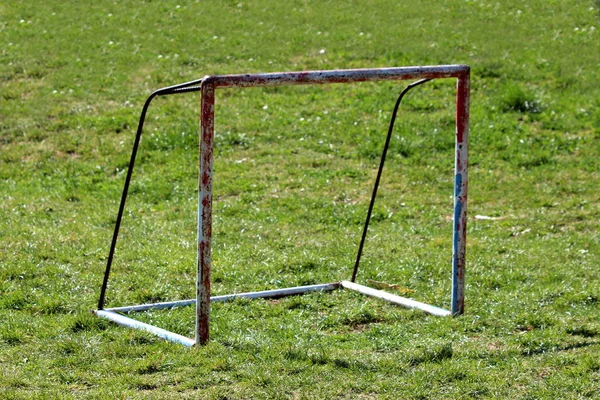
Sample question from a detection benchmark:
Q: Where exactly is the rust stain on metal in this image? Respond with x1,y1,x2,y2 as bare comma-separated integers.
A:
202,65,469,89
197,82,215,345
451,69,470,316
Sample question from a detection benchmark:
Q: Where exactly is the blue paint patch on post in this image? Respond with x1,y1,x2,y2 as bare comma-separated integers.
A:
453,201,462,252
451,173,463,313
454,173,463,197
453,172,463,254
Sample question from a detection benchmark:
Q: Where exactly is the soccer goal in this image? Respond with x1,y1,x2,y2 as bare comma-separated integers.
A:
95,65,470,346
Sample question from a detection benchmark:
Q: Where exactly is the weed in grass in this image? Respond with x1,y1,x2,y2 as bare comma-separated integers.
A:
339,307,382,328
70,312,109,333
566,325,599,338
0,328,25,346
137,356,171,375
56,339,81,356
406,341,454,366
499,84,543,114
0,294,28,311
36,298,69,315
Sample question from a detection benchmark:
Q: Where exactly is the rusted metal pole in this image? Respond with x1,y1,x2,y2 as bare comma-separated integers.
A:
451,69,470,315
197,82,215,345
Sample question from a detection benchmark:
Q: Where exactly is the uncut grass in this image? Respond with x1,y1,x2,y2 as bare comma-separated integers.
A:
1,0,600,398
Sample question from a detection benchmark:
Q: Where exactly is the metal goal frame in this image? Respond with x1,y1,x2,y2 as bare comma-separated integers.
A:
95,65,470,347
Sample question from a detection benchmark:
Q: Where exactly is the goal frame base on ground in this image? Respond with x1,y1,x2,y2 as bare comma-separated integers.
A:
95,65,470,347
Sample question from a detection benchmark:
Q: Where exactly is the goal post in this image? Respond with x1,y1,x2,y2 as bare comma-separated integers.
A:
95,65,470,347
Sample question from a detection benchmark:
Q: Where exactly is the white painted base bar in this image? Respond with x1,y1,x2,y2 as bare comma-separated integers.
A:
106,283,340,313
107,299,196,313
340,281,451,317
95,310,196,347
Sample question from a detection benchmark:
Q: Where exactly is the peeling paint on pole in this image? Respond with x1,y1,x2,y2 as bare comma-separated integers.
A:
202,65,468,88
197,82,215,345
452,69,470,315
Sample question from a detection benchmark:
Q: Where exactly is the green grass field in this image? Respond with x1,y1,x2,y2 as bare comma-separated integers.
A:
1,0,599,398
